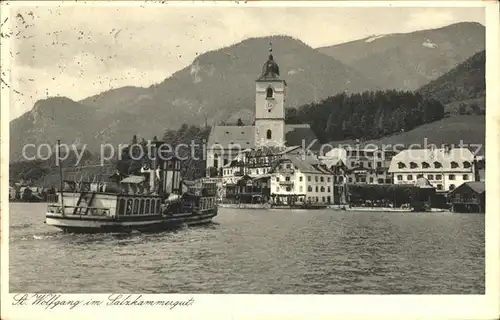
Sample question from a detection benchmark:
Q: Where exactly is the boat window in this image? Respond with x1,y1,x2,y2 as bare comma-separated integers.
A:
140,199,145,215
126,199,133,215
118,199,126,215
145,199,150,214
133,199,139,215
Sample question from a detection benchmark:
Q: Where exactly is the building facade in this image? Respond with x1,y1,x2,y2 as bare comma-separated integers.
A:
320,145,396,185
268,154,335,205
388,147,479,192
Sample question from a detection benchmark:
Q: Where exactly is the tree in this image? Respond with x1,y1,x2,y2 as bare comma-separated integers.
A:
458,104,467,115
236,118,244,126
470,103,481,115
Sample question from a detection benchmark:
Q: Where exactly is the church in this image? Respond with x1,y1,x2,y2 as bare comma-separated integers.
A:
205,47,320,173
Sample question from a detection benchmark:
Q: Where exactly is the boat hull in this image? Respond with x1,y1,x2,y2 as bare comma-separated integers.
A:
45,209,217,234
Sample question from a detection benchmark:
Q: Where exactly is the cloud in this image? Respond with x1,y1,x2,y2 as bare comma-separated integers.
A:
6,5,485,120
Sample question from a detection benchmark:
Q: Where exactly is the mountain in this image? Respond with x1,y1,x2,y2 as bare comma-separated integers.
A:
417,50,485,113
10,35,377,160
328,115,485,156
317,22,485,90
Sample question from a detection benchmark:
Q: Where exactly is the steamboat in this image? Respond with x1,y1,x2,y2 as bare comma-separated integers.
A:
45,140,218,233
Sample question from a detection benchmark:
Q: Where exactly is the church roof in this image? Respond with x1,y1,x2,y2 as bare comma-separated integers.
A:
207,124,321,151
257,53,281,81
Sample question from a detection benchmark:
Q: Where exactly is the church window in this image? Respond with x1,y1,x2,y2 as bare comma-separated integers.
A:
266,130,272,139
266,87,273,99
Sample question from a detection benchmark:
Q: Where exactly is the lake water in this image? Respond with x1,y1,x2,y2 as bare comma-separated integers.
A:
9,203,484,293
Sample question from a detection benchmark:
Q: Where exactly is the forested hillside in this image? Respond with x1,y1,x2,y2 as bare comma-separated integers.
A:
285,90,445,143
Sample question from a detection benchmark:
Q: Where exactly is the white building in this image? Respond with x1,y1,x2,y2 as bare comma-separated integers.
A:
320,145,396,184
206,47,320,175
388,147,480,192
269,154,335,204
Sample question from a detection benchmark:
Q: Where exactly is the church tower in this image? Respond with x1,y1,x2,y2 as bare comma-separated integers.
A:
254,44,287,148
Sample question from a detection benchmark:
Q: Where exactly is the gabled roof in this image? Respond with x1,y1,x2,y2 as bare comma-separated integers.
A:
271,154,334,174
207,124,320,151
462,181,485,194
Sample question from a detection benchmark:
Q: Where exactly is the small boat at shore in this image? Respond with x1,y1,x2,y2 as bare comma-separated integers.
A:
45,140,217,233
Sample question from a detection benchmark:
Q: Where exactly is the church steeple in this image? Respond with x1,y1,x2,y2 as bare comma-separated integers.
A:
259,41,280,80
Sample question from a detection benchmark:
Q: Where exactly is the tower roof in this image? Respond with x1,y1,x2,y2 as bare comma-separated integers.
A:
257,43,281,81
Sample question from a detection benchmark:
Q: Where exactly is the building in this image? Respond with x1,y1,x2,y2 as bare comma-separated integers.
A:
268,154,335,205
319,145,396,185
448,181,485,213
388,146,479,192
206,47,320,175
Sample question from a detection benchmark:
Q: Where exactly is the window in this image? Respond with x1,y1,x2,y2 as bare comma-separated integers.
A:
377,162,382,168
451,161,459,169
417,174,424,178
369,177,374,183
397,175,403,181
327,177,331,182
315,186,318,192
407,175,413,180
266,130,272,139
428,174,434,180
327,186,331,192
422,162,430,169
299,176,303,182
308,186,312,192
361,177,366,183
410,162,418,169
266,87,273,98
367,152,374,157
140,199,145,214
449,184,456,191
307,176,311,182
463,174,469,180
133,200,139,215
449,174,456,180
437,184,443,190
385,179,392,184
286,187,291,192
223,159,228,165
320,177,324,182
322,197,325,202
436,174,442,180
398,162,406,169
315,176,318,182
338,176,344,182
434,161,442,168
276,177,280,182
348,177,353,183
118,199,126,215
368,162,372,168
286,164,291,169
463,161,471,168
360,162,364,168
285,176,290,182
351,162,355,167
378,178,384,184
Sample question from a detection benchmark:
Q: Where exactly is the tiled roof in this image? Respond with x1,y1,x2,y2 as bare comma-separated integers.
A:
463,181,485,194
207,124,320,150
272,154,334,174
388,148,476,173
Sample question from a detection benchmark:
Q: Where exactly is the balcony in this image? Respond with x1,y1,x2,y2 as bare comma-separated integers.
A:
279,180,294,186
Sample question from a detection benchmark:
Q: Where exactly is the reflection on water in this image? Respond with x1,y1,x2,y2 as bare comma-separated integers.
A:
9,203,484,293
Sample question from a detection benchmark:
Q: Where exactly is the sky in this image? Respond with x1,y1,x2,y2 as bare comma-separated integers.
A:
3,3,485,120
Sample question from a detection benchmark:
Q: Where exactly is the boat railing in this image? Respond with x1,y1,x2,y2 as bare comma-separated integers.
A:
47,204,110,216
